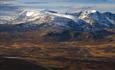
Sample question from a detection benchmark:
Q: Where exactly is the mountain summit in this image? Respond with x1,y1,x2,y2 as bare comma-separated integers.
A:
79,10,114,28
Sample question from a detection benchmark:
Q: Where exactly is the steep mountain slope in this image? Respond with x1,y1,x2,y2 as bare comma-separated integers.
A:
103,12,115,25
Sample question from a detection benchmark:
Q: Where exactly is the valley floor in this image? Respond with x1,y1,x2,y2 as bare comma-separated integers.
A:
0,39,115,70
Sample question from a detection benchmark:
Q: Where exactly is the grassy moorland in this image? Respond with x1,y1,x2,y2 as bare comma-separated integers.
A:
0,31,115,70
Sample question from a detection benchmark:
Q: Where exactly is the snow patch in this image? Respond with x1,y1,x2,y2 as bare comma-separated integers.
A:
26,11,35,17
90,10,97,13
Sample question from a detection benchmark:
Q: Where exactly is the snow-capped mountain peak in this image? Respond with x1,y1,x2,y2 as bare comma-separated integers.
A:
79,10,99,18
79,10,113,28
12,9,79,26
83,10,98,14
13,9,54,24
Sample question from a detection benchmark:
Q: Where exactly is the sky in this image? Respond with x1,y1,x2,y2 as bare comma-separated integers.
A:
0,0,115,14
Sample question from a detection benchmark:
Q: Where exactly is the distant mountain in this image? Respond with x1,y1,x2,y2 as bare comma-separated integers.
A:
79,10,114,29
0,9,114,41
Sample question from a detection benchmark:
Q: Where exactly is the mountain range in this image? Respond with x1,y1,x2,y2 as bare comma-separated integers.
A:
0,9,115,41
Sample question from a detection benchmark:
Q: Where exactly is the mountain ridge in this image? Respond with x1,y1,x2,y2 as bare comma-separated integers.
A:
0,9,114,41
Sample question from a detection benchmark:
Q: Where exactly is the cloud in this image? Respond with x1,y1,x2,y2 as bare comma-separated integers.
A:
67,3,115,13
0,0,114,13
1,0,114,3
0,0,15,1
0,0,16,3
